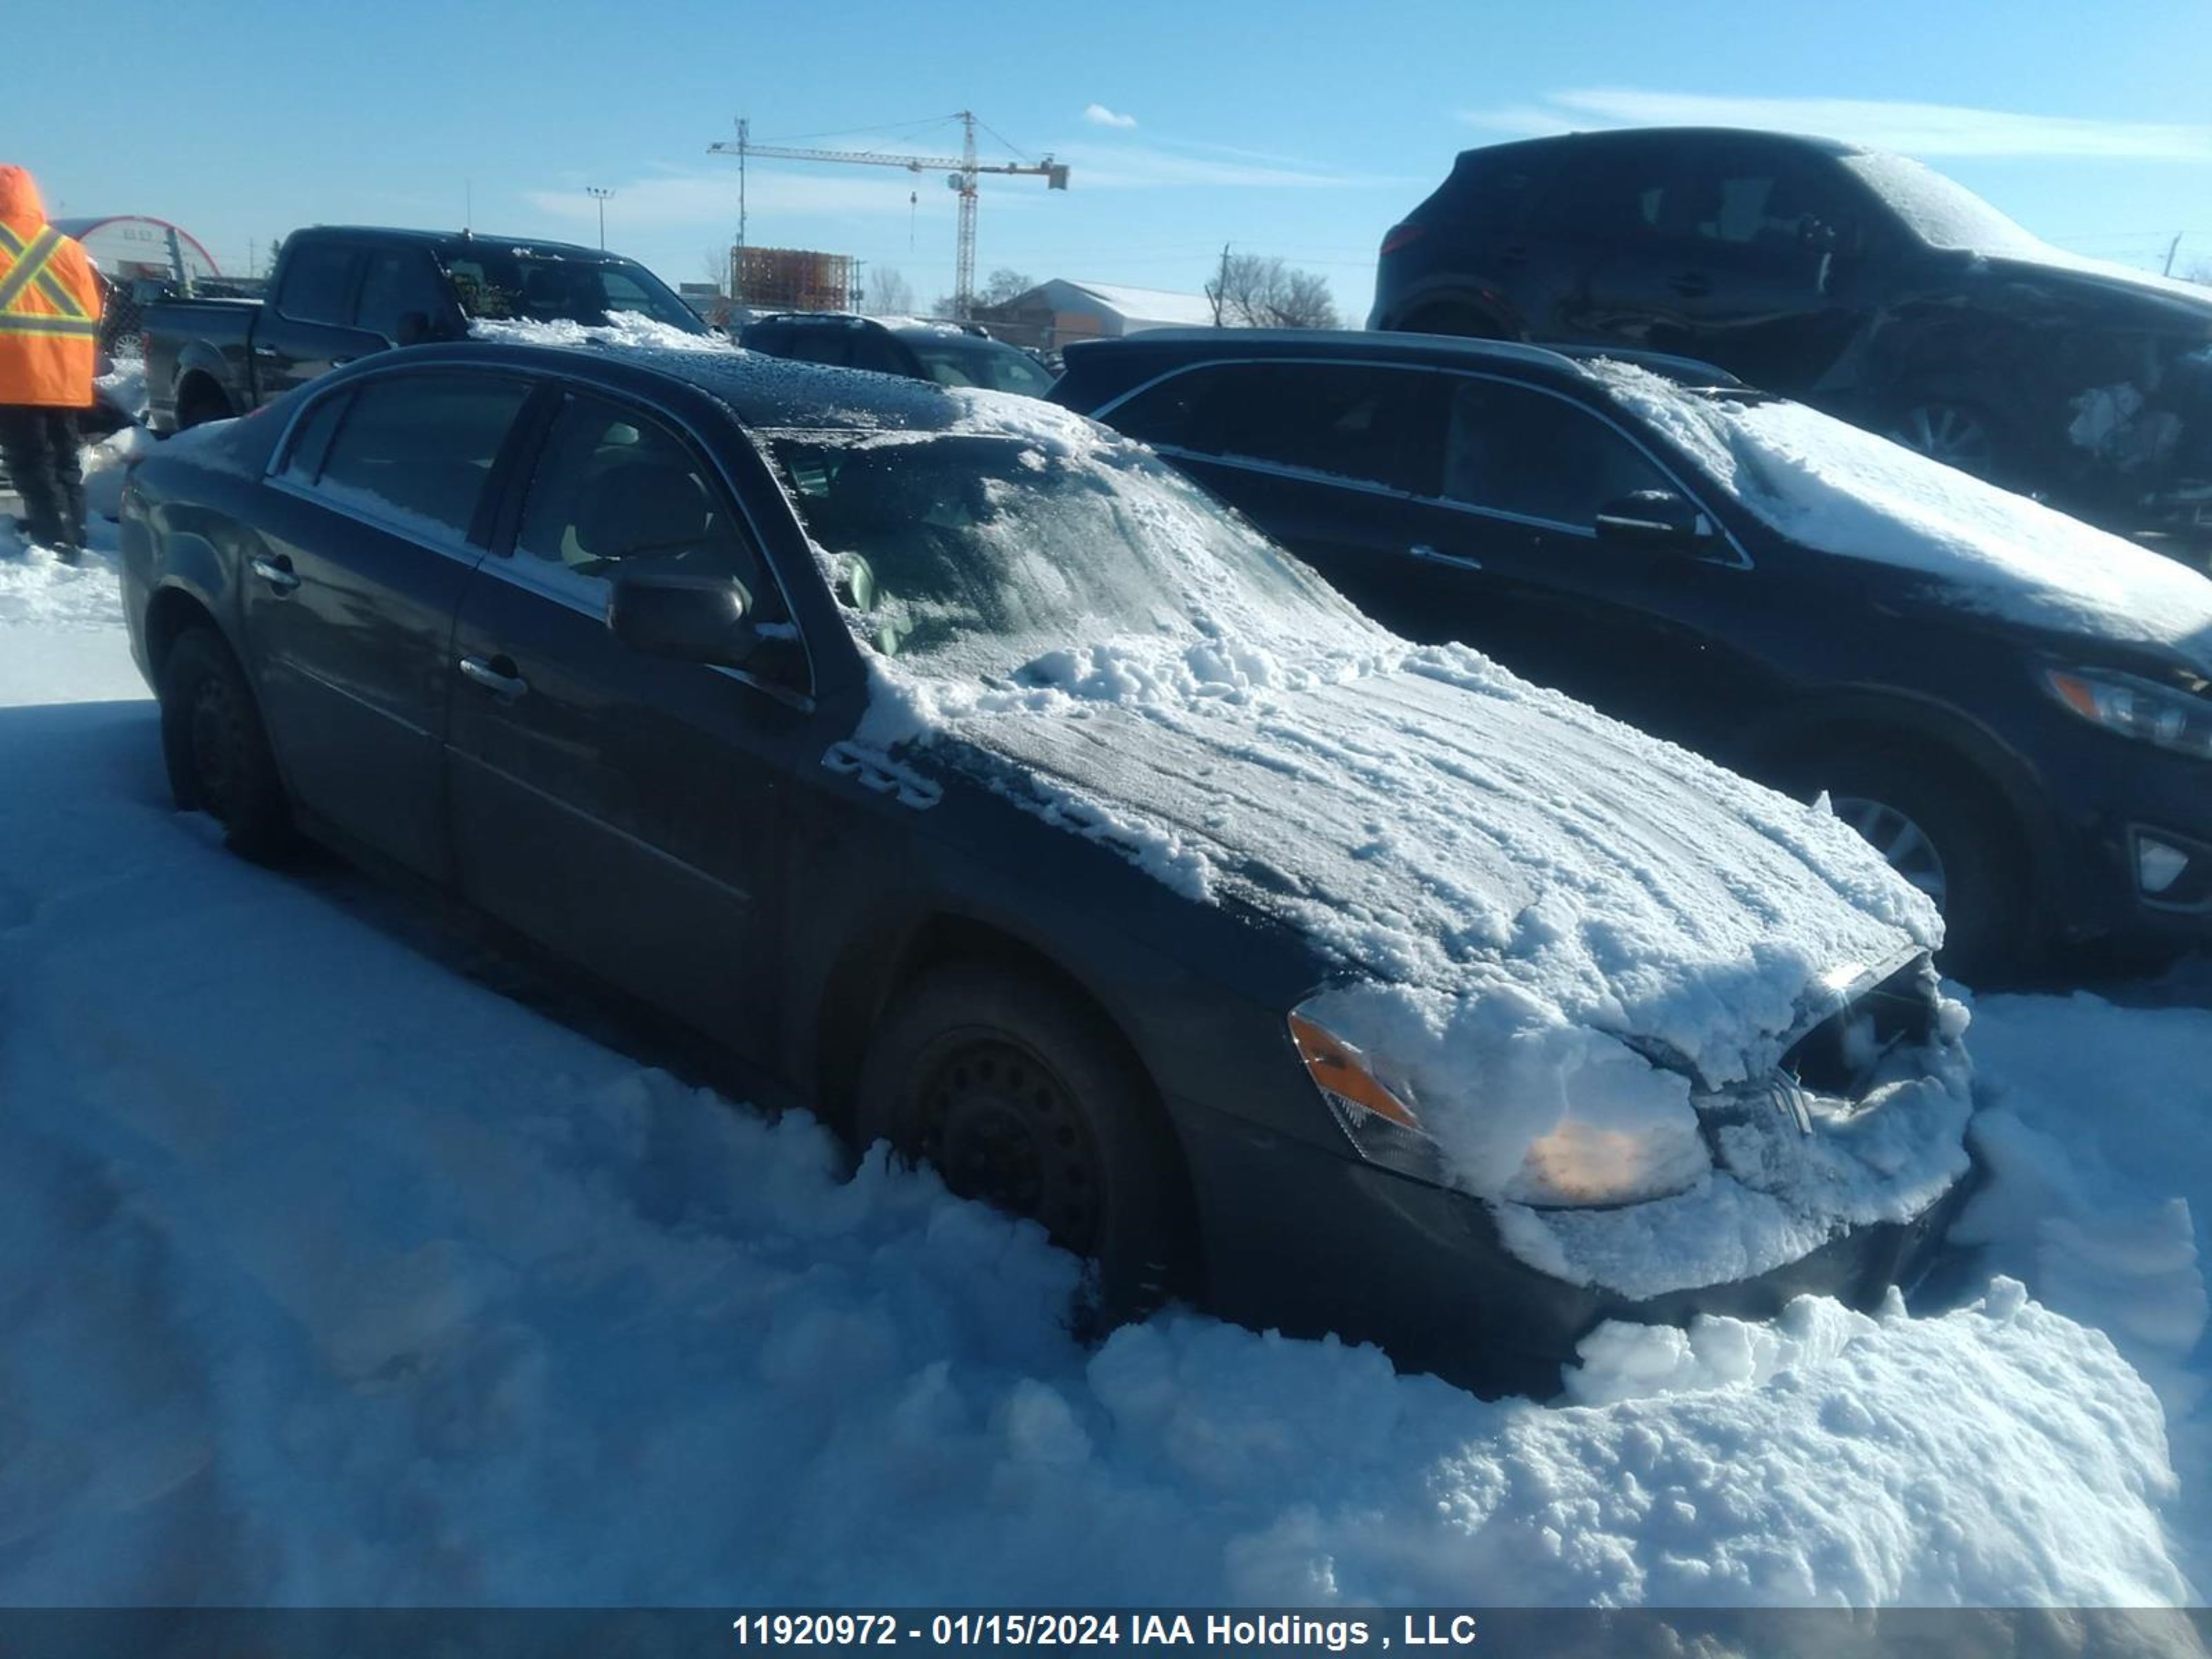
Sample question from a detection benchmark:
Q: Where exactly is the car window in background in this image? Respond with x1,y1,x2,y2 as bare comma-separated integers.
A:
1676,144,1866,254
1443,379,1670,528
905,335,1056,396
312,373,529,540
353,247,449,339
516,393,767,598
779,327,854,367
438,249,705,332
1112,362,1444,495
1535,141,1680,237
276,241,360,325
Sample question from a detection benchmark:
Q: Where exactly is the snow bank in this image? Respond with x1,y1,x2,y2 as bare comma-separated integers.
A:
1586,359,2212,671
0,552,2199,1607
773,392,1964,1286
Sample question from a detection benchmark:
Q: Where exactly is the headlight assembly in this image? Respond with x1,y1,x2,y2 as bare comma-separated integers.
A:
2044,667,2212,761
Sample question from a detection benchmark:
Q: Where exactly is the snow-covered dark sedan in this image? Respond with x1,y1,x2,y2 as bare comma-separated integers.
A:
118,337,1974,1394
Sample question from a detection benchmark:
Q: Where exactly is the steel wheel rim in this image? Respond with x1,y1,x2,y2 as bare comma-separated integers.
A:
1888,403,1991,472
1833,794,1949,911
915,1037,1102,1254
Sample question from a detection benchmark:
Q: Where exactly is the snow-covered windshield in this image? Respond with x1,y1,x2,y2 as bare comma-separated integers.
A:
761,424,1364,681
903,335,1058,397
1586,358,2212,661
1837,152,2050,257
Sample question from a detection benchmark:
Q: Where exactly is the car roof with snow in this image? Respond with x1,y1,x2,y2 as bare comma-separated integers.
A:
1060,328,1743,392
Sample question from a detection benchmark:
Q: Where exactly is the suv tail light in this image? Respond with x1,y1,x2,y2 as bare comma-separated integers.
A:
1379,222,1426,257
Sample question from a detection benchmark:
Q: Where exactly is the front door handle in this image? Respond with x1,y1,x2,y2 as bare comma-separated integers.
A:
458,655,528,700
249,553,299,594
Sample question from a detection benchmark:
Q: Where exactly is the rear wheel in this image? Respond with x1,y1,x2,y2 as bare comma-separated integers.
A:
856,961,1194,1324
1787,744,2026,983
1881,396,2002,480
158,627,292,861
175,378,236,431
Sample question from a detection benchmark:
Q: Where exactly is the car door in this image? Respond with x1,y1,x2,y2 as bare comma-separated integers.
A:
258,240,385,399
442,388,814,1058
1633,136,1876,395
247,366,535,877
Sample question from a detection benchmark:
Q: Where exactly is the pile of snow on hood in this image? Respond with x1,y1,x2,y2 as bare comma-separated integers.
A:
1586,360,2212,671
468,314,738,354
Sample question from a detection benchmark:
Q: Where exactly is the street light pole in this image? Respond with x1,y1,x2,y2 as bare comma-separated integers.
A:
585,186,613,250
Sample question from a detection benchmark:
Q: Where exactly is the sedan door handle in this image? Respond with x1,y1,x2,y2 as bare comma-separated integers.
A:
249,554,300,594
1667,271,1712,297
458,655,528,700
1409,543,1481,572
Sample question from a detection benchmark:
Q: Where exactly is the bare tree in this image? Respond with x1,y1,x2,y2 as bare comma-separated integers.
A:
1206,252,1341,329
700,245,731,292
866,267,917,316
935,269,1037,319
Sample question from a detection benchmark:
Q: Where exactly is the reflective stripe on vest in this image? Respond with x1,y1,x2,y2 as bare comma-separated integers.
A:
0,312,99,337
0,225,89,322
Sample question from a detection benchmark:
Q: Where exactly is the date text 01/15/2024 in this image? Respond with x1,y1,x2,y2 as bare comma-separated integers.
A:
729,1613,1483,1650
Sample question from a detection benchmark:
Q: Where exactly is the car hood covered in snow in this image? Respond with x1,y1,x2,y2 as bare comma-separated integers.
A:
1588,359,2212,675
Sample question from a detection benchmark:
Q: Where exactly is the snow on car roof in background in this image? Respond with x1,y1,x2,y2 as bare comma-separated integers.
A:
1588,359,2212,671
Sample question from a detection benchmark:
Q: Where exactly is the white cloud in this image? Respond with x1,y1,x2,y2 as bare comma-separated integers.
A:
1460,88,2212,161
1083,102,1138,130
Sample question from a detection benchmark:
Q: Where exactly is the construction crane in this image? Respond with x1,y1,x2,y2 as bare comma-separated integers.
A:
709,113,1068,318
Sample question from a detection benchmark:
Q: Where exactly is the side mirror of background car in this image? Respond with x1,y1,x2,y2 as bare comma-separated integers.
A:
1594,490,1716,551
606,571,762,666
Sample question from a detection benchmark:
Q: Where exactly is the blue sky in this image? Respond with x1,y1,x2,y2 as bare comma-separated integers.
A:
16,0,2212,318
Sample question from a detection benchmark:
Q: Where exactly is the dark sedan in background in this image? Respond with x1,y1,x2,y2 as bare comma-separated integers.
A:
1367,126,2212,547
1053,329,2212,977
741,311,1057,397
118,340,1971,1394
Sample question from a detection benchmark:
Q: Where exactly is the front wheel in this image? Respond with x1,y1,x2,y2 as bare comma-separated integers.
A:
856,961,1194,1324
1881,396,2003,480
158,626,293,861
1788,746,2025,984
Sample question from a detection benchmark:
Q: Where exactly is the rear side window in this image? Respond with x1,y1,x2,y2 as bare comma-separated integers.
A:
276,242,360,326
314,373,530,542
1533,142,1680,238
1112,362,1444,496
1442,379,1670,528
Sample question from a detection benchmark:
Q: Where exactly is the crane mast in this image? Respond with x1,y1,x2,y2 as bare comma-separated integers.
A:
709,111,1068,318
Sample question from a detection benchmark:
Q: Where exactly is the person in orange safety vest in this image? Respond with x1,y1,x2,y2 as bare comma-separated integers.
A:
0,165,102,562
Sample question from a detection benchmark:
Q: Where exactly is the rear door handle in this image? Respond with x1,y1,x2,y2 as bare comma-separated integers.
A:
458,655,528,700
1667,271,1712,297
249,553,299,594
1409,543,1481,572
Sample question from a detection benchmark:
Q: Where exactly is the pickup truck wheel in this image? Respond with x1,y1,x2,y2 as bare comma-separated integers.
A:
176,380,235,431
856,961,1194,1326
158,627,292,861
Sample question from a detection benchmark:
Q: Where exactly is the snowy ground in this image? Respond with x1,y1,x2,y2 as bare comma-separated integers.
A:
0,496,2205,1606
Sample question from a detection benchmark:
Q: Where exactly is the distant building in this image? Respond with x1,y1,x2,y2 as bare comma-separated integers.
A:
53,216,223,283
977,279,1215,350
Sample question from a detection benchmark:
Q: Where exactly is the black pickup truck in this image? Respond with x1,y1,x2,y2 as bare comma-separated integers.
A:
142,225,709,431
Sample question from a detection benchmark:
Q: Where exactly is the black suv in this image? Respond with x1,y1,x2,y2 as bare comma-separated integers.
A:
741,312,1056,397
1368,127,2212,546
1053,329,2212,976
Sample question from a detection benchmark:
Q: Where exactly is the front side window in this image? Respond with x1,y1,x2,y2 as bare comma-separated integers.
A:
1674,147,1864,254
1111,362,1443,496
1442,379,1671,529
276,243,359,326
516,394,768,601
438,249,705,333
905,335,1056,396
313,373,530,541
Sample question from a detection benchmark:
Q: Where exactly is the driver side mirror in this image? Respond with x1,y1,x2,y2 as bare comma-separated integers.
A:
1594,490,1716,551
606,570,764,666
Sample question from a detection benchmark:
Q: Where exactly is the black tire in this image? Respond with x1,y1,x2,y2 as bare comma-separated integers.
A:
176,379,234,431
158,627,293,861
1399,304,1503,340
856,961,1194,1325
1783,744,2027,984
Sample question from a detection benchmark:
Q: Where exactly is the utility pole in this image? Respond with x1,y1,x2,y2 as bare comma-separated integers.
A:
586,186,614,250
1212,243,1231,326
2164,232,2184,277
